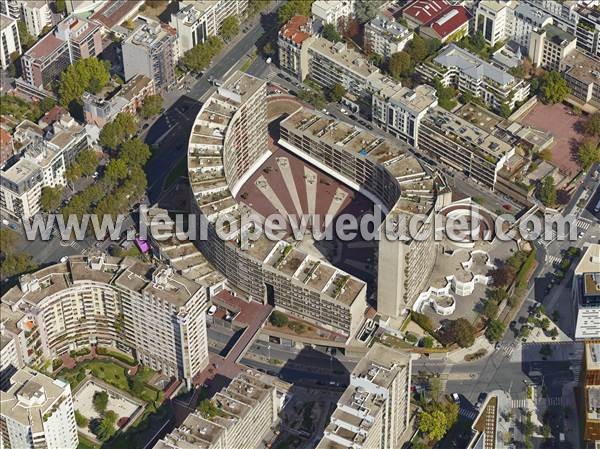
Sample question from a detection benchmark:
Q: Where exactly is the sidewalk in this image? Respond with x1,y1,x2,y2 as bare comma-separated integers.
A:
447,336,494,364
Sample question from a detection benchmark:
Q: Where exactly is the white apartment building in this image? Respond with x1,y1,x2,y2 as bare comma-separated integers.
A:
311,0,354,27
170,0,248,55
416,43,530,111
122,19,176,89
573,243,600,341
364,15,413,59
529,24,577,71
0,368,78,449
154,371,278,449
0,138,66,220
372,82,438,147
316,344,412,449
20,0,52,36
1,254,211,387
0,12,20,69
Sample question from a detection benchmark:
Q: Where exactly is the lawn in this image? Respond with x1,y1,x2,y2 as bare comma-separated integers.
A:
59,360,162,406
163,157,187,191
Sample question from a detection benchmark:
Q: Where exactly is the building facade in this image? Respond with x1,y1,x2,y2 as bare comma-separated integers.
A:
0,255,211,387
418,107,515,190
562,49,600,110
416,43,530,112
20,15,103,90
364,15,413,59
0,12,20,70
122,19,176,90
584,341,600,443
171,0,248,55
0,368,78,449
574,244,600,341
371,82,438,147
154,371,279,449
277,15,315,81
316,344,412,449
20,0,53,36
311,0,354,27
528,24,577,71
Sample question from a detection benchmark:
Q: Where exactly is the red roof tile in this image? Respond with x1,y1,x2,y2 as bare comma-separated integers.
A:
427,6,470,38
26,33,64,60
403,0,452,25
90,0,140,29
280,15,312,45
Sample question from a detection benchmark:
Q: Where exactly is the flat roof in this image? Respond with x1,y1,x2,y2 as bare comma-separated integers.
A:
308,38,379,79
586,341,600,371
563,49,600,86
575,244,600,276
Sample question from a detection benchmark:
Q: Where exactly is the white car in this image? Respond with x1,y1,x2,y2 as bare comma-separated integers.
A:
1,219,8,226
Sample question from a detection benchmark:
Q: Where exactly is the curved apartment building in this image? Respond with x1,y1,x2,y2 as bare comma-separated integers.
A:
187,71,439,338
1,254,210,387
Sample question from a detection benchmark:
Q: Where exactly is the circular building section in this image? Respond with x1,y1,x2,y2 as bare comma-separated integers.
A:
187,71,439,339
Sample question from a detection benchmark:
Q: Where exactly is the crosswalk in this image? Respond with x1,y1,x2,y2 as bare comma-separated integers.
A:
511,397,564,409
459,407,478,421
512,398,529,409
576,217,593,232
496,342,517,357
546,255,562,266
69,241,82,251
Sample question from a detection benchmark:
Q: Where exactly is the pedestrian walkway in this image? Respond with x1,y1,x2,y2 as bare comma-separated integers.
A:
459,407,478,421
512,398,530,409
496,342,517,357
576,217,593,231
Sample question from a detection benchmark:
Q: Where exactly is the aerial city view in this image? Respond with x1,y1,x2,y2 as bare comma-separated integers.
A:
1,0,600,448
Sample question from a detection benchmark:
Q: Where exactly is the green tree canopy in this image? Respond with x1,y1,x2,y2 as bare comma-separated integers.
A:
220,16,240,41
584,113,600,136
442,318,476,348
270,310,289,327
540,71,570,104
105,159,128,184
40,186,63,213
539,176,557,206
93,391,108,414
419,409,448,441
389,51,411,80
75,149,99,177
354,0,384,23
329,83,346,102
98,113,137,150
406,34,429,63
0,228,36,279
55,0,65,12
17,21,35,50
119,138,151,168
58,57,110,107
483,299,499,320
322,23,342,43
140,94,163,118
577,139,600,170
278,0,313,24
180,36,223,73
499,102,511,118
485,319,506,342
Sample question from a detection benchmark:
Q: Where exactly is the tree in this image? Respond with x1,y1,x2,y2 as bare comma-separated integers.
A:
99,113,137,150
354,0,384,23
105,158,128,184
422,336,434,348
584,113,600,136
270,310,288,327
434,79,457,111
95,410,117,441
0,228,36,279
389,51,411,80
540,71,570,104
419,409,448,441
490,266,514,288
197,399,221,419
485,319,506,342
75,149,99,177
75,410,88,428
499,102,511,118
483,299,499,320
58,57,110,107
411,441,429,449
17,21,35,50
322,23,342,43
64,163,82,185
442,318,476,348
329,83,346,102
119,138,151,168
278,0,313,24
428,377,443,401
181,36,223,73
539,148,552,161
220,16,239,41
128,375,144,396
539,176,557,206
93,391,108,414
55,0,65,13
263,42,275,56
577,139,600,170
140,94,163,118
406,34,429,63
40,186,62,213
